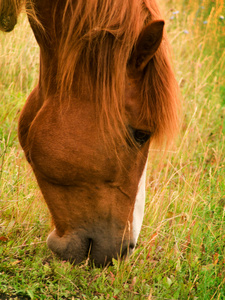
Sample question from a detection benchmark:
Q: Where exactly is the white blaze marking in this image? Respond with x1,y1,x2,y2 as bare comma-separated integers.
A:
132,162,147,244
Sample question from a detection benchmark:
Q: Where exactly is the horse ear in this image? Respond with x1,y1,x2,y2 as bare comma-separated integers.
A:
129,20,165,72
0,1,17,32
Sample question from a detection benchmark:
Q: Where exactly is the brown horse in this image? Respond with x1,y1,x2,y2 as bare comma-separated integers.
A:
1,0,179,266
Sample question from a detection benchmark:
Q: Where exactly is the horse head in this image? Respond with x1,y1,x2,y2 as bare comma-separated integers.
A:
3,0,179,266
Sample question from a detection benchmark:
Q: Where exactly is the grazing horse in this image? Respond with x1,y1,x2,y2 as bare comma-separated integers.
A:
0,0,179,266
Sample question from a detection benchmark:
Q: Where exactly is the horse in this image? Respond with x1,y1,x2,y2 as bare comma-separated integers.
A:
0,0,179,266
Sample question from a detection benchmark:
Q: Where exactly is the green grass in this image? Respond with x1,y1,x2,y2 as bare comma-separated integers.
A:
0,1,225,299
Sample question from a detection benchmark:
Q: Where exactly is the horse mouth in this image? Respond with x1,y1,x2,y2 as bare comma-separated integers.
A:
121,243,135,259
86,239,135,267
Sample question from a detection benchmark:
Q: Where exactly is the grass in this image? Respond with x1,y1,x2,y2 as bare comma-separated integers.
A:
0,0,224,299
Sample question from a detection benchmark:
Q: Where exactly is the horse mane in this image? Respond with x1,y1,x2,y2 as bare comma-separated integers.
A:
55,0,179,145
6,0,179,146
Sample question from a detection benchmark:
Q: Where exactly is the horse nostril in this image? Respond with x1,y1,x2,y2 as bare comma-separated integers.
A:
129,243,135,250
87,238,93,257
121,243,135,258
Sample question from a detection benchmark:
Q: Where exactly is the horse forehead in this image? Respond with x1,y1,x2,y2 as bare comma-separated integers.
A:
49,96,97,125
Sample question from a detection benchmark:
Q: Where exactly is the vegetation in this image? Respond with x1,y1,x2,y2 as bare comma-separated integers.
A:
0,0,224,299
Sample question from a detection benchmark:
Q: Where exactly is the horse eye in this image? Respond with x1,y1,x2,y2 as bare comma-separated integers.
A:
129,127,151,146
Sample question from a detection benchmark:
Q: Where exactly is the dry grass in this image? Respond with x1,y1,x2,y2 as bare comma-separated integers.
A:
0,2,224,299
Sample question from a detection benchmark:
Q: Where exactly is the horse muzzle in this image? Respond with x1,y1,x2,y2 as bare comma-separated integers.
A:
47,228,135,266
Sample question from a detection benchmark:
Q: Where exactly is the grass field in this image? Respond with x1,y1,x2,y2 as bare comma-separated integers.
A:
0,0,224,299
